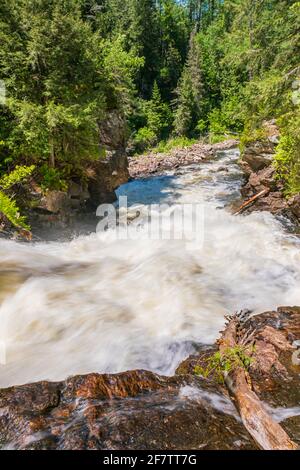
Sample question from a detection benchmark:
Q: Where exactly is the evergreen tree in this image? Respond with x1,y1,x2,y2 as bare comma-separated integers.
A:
0,0,141,173
174,32,203,136
1,0,300,226
146,81,172,138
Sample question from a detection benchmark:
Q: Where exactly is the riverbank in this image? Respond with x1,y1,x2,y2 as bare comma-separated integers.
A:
1,146,299,451
236,122,300,226
129,139,239,179
0,306,299,450
129,130,300,227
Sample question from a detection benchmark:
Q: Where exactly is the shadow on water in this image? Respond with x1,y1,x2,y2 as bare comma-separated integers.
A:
116,174,182,207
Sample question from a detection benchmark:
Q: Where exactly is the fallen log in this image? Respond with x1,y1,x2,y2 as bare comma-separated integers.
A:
234,189,269,215
218,313,298,451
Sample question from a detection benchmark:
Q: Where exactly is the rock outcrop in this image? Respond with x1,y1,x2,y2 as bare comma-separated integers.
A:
239,121,300,223
27,111,129,229
0,307,299,450
88,112,129,209
0,370,255,450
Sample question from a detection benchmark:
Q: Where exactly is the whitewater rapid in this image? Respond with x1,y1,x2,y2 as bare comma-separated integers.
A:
0,149,299,387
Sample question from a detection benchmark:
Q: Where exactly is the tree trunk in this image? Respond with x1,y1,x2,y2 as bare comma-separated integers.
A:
49,135,55,168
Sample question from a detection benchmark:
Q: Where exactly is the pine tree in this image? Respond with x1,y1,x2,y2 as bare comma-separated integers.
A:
0,0,141,175
174,32,203,136
146,81,172,138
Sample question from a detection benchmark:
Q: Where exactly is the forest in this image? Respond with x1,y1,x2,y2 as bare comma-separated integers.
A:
0,0,299,229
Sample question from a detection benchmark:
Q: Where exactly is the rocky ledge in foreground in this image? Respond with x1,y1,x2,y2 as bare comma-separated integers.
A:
129,139,238,179
0,306,299,450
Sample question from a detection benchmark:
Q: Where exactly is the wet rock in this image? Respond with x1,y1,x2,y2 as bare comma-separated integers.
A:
88,150,129,209
24,111,129,231
0,307,299,450
0,369,255,450
37,191,71,215
183,307,300,447
239,165,288,216
240,306,300,447
244,308,300,403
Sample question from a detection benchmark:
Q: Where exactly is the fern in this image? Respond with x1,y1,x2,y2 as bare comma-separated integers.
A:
0,190,30,230
0,165,35,230
0,165,35,190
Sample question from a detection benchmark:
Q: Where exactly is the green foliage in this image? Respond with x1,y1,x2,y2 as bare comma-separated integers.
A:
0,164,35,230
132,127,157,154
40,165,68,192
239,126,268,154
0,0,299,226
132,82,172,152
0,190,29,230
154,136,197,154
0,165,35,190
275,109,300,195
146,82,172,139
194,346,255,384
174,32,204,136
0,0,142,181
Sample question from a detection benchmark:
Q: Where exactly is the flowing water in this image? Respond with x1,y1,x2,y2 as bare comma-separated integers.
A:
0,149,300,388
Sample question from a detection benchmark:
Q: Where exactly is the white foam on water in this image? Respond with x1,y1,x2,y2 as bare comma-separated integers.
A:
0,149,299,387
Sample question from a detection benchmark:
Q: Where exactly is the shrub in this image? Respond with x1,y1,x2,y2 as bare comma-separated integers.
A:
40,165,68,192
275,110,300,196
0,164,35,230
0,165,35,190
0,190,29,230
155,136,197,154
132,127,157,154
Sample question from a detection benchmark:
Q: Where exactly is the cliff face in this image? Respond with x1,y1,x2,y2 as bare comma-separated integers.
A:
87,111,129,209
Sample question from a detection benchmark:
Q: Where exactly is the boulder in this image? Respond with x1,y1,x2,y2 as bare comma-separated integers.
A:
238,121,300,222
242,120,280,172
0,370,255,450
243,151,274,172
288,194,300,220
0,307,299,450
39,191,71,215
88,149,129,208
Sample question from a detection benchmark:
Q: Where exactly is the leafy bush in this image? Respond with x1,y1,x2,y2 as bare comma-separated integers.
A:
0,191,29,230
275,110,300,196
40,165,68,192
0,165,35,190
131,82,172,154
239,126,268,154
155,136,197,154
132,127,157,154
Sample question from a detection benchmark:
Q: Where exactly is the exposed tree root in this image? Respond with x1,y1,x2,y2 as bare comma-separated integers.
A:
218,311,298,451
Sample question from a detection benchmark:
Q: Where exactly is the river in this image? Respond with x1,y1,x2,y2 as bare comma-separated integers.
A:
0,148,300,388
